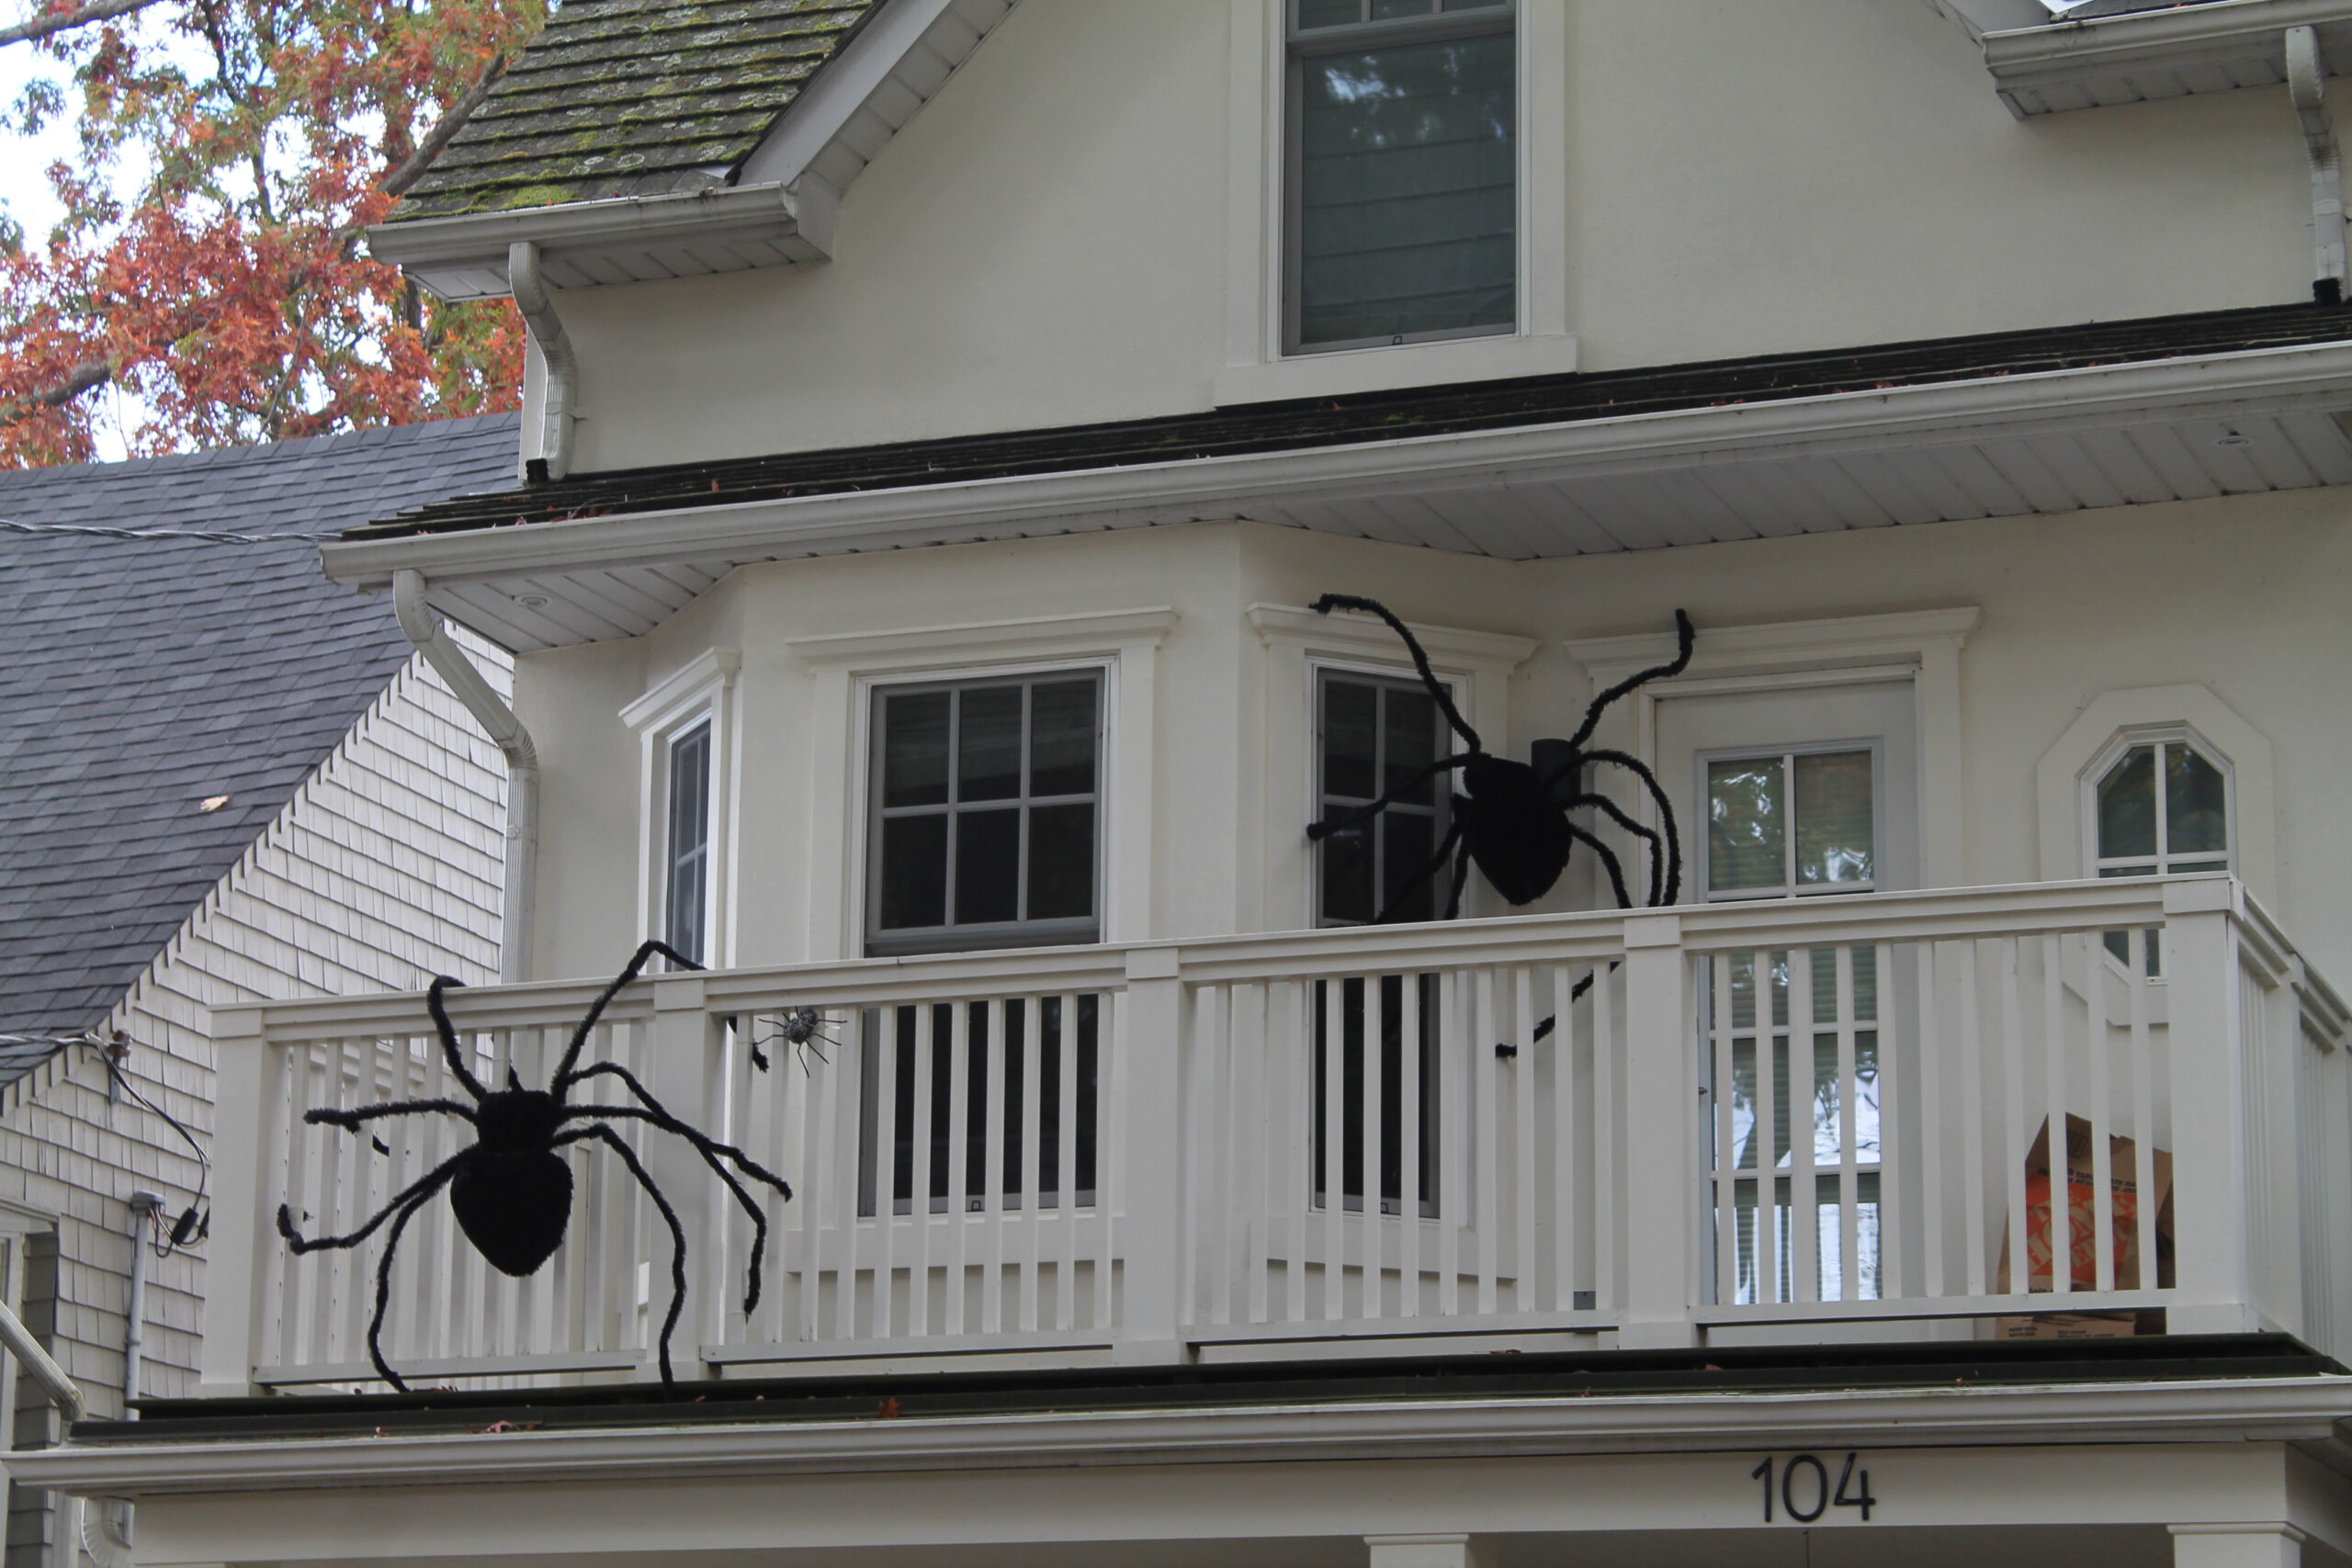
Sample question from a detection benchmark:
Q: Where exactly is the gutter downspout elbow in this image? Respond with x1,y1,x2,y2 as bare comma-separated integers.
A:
2289,25,2347,304
394,569,538,984
508,240,579,481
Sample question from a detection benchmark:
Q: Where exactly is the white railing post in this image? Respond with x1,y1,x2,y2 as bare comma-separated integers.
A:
199,1006,269,1396
2162,880,2259,1336
1619,913,1696,1349
644,974,724,1378
1115,947,1188,1364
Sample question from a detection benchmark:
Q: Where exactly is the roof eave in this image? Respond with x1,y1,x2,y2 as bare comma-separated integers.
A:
1979,0,2352,116
366,182,821,303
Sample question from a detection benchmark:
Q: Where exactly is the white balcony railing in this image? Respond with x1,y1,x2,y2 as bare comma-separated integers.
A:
198,876,2351,1393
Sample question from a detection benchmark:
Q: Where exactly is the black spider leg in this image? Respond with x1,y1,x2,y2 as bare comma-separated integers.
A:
303,1099,479,1133
1368,816,1467,925
551,939,705,1090
277,1152,467,1393
559,1062,793,1311
1306,754,1476,843
1581,749,1684,906
559,1123,688,1391
1562,608,1695,754
1442,831,1476,920
424,975,490,1100
1311,594,1480,751
1559,791,1665,908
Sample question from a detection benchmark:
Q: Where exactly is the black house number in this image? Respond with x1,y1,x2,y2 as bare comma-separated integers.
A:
1751,1452,1876,1523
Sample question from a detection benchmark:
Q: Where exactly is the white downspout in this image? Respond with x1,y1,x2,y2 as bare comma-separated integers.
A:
120,1193,160,1413
508,240,578,482
0,1298,130,1568
2288,25,2348,304
394,569,539,983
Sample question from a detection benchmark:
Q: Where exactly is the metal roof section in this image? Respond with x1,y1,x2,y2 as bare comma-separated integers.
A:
320,305,2352,655
0,416,520,1047
372,0,1018,300
1969,0,2352,117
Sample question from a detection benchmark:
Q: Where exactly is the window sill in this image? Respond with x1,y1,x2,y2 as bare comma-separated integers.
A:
1214,331,1578,408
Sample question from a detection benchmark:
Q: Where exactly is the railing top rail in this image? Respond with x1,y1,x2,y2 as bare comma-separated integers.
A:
228,875,2301,1045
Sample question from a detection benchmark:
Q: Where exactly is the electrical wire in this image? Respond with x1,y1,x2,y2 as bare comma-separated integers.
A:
0,517,334,545
0,1032,211,1256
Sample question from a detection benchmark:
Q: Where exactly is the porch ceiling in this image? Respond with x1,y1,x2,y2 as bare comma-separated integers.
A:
323,308,2352,652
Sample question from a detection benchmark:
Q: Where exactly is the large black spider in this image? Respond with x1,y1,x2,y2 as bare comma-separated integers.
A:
1306,594,1695,922
276,939,792,1393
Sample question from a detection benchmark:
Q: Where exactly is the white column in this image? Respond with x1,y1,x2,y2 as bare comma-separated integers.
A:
1618,912,1696,1350
2162,880,2259,1336
1366,1535,1492,1568
2171,1523,2305,1568
1115,946,1187,1364
198,1006,268,1397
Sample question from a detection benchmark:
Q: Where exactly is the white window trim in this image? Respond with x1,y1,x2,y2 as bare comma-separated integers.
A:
2034,683,2276,901
786,608,1179,962
1216,0,1574,407
1249,603,1536,931
621,648,741,969
1562,607,1980,895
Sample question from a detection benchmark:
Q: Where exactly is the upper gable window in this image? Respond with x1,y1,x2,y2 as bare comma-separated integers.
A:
1286,0,1517,354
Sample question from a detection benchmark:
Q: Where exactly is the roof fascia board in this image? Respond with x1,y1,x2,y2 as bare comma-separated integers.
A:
1983,0,2352,113
367,183,812,302
737,0,1009,191
319,339,2352,593
16,1377,2351,1496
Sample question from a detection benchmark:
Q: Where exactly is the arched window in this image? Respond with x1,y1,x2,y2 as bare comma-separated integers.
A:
2090,732,2232,880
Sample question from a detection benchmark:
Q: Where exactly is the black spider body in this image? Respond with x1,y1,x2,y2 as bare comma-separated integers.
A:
276,941,793,1393
1306,594,1696,923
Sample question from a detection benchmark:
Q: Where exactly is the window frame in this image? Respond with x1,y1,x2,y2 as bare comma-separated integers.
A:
1281,0,1522,357
621,649,739,970
1695,739,1888,904
2083,725,2235,883
863,664,1110,958
661,718,715,964
1312,663,1457,927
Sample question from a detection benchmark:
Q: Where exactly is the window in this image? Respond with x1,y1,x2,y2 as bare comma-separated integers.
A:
1703,748,1879,900
1316,668,1451,924
868,671,1103,955
2092,731,2231,969
1286,0,1517,353
662,721,712,964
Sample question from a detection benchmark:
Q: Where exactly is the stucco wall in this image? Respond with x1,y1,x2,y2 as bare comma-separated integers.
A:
513,489,2352,994
545,0,2324,474
0,640,507,1568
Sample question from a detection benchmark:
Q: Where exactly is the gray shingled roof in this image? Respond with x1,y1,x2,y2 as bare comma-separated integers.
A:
393,0,878,222
0,416,521,1066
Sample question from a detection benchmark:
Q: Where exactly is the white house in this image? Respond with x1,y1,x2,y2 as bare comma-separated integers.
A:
22,3,2352,1565
0,417,514,1566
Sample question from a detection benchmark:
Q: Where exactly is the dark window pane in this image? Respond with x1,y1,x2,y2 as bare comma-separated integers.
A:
1708,759,1785,892
1323,678,1378,800
957,686,1024,802
882,692,950,808
956,807,1021,925
2098,744,2157,861
1371,0,1431,16
1322,812,1375,923
1297,0,1361,26
1383,686,1440,801
2165,744,2228,857
1793,750,1873,886
664,725,710,963
1297,32,1516,346
1381,808,1437,922
1027,803,1095,921
878,815,947,930
1029,680,1099,797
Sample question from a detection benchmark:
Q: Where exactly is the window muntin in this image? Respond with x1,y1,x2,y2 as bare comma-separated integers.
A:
1703,747,1878,900
2094,737,2230,877
1316,668,1450,925
868,671,1103,955
1287,0,1517,354
662,721,712,964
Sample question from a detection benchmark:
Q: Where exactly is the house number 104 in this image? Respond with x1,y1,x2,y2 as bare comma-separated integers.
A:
1751,1452,1876,1522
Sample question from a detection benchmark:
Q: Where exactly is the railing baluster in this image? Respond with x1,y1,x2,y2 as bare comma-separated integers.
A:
1512,964,1536,1314
1712,953,1737,1308
1474,965,1500,1316
2041,934,2068,1300
1198,982,1232,1328
1836,945,1860,1303
2130,929,2158,1292
815,1004,848,1340
1281,978,1309,1326
2000,939,2030,1297
873,998,900,1340
1319,977,1343,1323
945,997,971,1337
1058,989,1081,1333
1790,949,1817,1305
1402,970,1425,1319
1364,973,1387,1321
1917,942,1945,1301
1239,981,1271,1326
2086,931,2116,1295
1959,938,1987,1299
1551,961,1577,1314
1094,987,1120,1335
1593,956,1617,1316
981,995,1007,1337
1019,993,1045,1334
1754,954,1781,1307
910,998,936,1337
1437,968,1464,1318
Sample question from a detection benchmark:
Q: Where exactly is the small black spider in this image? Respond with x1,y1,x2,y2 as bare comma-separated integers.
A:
747,1006,842,1075
1306,594,1695,921
276,939,792,1393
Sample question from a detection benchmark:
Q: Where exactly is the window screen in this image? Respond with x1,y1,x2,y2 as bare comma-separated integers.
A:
869,671,1103,954
662,722,712,964
1288,0,1517,352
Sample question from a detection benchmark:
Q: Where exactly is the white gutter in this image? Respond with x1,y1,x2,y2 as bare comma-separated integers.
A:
0,1300,131,1568
393,568,537,983
319,336,2352,596
13,1376,2352,1497
2289,25,2350,303
508,241,577,483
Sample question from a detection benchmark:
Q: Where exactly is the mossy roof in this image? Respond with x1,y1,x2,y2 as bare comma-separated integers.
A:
392,0,879,223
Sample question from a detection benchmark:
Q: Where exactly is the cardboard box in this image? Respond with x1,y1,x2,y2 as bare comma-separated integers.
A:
1995,1113,2173,1338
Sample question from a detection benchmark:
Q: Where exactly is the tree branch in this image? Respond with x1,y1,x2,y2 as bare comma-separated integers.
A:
0,358,110,428
0,0,164,47
380,51,504,200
